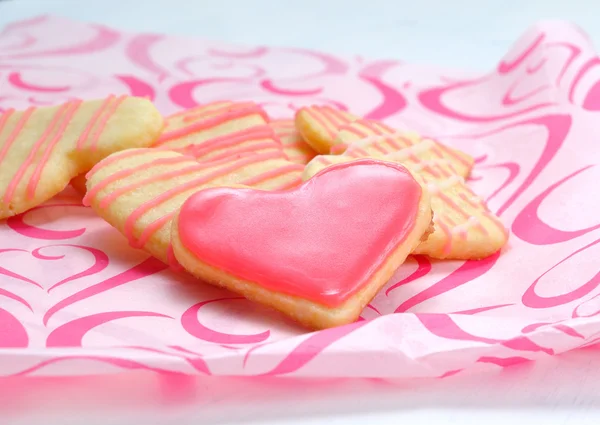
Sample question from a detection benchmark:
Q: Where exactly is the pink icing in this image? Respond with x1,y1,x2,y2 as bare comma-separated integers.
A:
75,95,115,149
4,101,81,204
26,100,82,198
177,159,422,306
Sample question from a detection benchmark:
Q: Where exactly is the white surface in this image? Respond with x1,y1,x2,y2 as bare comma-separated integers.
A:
3,349,600,425
1,0,599,71
2,0,600,424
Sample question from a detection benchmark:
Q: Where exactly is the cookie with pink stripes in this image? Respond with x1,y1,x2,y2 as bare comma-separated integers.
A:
155,101,287,162
332,119,474,178
84,148,304,265
304,143,507,260
294,105,359,154
269,119,317,164
0,96,163,219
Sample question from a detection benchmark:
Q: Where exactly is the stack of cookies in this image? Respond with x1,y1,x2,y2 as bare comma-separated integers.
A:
0,96,508,330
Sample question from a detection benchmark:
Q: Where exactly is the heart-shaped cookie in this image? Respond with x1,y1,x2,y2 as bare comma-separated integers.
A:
0,96,163,218
171,159,433,329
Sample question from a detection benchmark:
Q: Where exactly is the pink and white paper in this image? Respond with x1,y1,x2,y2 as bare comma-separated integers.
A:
1,16,600,378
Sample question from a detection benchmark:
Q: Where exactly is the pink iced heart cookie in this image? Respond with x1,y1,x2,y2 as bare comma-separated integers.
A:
171,159,433,329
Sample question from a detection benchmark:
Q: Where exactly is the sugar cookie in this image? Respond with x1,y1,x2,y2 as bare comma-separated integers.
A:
269,119,317,164
294,105,359,154
84,148,304,265
304,147,507,260
155,101,286,161
0,96,163,218
171,159,433,330
70,173,88,195
333,119,474,178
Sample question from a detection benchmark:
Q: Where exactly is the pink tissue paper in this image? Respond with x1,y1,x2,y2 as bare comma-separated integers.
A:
1,16,600,378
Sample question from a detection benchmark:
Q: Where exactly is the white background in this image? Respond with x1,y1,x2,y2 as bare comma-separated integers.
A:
1,0,600,424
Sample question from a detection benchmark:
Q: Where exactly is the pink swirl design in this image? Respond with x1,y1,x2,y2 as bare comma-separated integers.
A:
553,324,585,338
451,114,571,217
480,162,520,204
417,313,496,343
568,57,600,103
521,321,584,339
31,244,109,293
385,255,431,296
125,34,169,80
502,82,550,106
498,32,545,73
168,78,247,109
547,42,581,86
7,203,90,240
417,32,582,121
394,252,500,313
477,356,530,367
115,75,156,100
521,322,552,333
522,237,600,308
418,78,554,122
8,355,175,377
582,79,600,110
359,60,406,120
512,165,599,244
0,248,42,289
0,308,28,348
417,314,553,355
3,24,120,59
121,345,211,374
474,154,488,164
439,369,463,378
365,304,381,315
573,293,600,318
43,257,167,325
0,288,32,311
526,58,546,74
8,71,69,92
452,303,513,315
260,79,322,96
181,298,270,344
46,311,172,347
168,345,211,374
258,320,369,376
